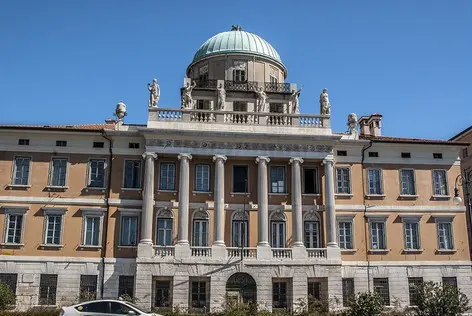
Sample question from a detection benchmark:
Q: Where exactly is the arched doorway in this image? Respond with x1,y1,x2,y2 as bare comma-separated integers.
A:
225,273,257,304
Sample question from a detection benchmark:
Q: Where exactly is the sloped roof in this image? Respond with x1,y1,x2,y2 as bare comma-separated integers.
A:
360,135,469,146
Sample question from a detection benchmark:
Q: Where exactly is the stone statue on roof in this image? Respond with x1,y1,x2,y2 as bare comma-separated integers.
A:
347,113,358,136
147,78,160,108
289,88,302,114
182,80,197,109
255,87,267,112
217,83,226,110
320,88,331,115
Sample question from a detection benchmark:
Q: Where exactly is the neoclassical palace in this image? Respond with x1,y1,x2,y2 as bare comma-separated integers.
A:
0,26,471,312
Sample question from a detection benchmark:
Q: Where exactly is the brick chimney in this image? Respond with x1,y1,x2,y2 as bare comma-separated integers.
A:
358,114,383,137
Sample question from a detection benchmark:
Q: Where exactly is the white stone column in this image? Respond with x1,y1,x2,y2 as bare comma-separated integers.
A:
140,152,157,245
177,154,192,245
290,157,304,247
324,156,338,248
256,156,271,259
213,155,227,246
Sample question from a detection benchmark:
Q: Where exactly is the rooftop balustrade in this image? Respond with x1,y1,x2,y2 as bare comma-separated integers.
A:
194,79,291,93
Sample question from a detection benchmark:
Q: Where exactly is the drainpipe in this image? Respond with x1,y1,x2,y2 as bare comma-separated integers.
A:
361,140,373,292
100,130,113,299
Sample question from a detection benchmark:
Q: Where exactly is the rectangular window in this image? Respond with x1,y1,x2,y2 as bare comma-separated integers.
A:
156,218,173,246
400,169,416,195
55,140,67,147
269,103,284,113
433,153,443,159
303,168,319,194
401,152,411,158
270,76,278,84
232,220,248,247
93,142,104,148
118,276,134,298
39,274,58,305
336,167,351,194
233,69,246,82
128,142,140,149
12,156,31,185
155,280,171,307
437,221,454,250
83,216,101,246
195,164,210,192
463,148,468,158
79,275,98,300
120,215,138,246
370,221,386,250
18,139,30,146
0,273,18,297
373,278,390,306
432,170,448,196
45,214,63,245
233,165,248,193
191,281,208,308
408,277,423,306
338,221,353,249
368,152,379,158
124,160,142,189
342,278,355,307
193,220,209,247
5,213,23,244
88,159,106,188
367,168,383,195
159,163,176,191
272,281,287,309
442,277,457,289
271,221,286,248
337,150,347,156
270,166,285,193
49,158,68,187
307,281,320,301
404,221,420,250
196,100,210,110
304,221,320,248
233,101,247,112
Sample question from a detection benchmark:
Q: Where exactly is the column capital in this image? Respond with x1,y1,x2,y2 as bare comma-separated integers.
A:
178,153,192,161
322,155,335,165
255,156,270,164
142,152,157,160
213,155,227,163
289,157,304,165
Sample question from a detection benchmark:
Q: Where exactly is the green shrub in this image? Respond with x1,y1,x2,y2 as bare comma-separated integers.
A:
410,281,469,316
0,281,15,311
344,292,384,316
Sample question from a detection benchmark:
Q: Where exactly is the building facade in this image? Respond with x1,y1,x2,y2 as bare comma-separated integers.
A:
0,26,471,312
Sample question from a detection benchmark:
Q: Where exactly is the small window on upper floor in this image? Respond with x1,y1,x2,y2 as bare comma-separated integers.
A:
269,103,284,113
337,150,347,156
368,152,379,158
18,139,30,146
270,76,278,84
128,142,140,149
233,101,247,112
233,69,246,83
463,148,469,158
401,152,411,158
433,153,443,159
93,142,104,148
56,140,67,147
196,100,210,110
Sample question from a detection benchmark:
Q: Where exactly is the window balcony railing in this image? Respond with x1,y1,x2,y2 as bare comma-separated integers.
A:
272,248,293,259
194,79,218,89
220,80,291,93
307,248,327,259
227,247,257,259
153,108,329,128
154,246,175,257
191,246,212,257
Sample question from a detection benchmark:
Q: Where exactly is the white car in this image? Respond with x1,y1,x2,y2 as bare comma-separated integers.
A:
59,299,163,316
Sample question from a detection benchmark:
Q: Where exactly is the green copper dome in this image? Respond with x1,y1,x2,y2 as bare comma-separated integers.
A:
191,26,286,72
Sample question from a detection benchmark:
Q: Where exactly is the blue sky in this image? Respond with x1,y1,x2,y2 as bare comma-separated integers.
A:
1,0,470,139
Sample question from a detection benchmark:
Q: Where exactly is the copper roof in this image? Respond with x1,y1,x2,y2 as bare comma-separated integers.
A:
360,135,469,146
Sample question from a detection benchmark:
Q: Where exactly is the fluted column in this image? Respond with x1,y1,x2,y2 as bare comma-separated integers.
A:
256,156,270,246
324,156,338,247
177,154,192,245
213,155,227,246
290,157,304,247
140,152,157,244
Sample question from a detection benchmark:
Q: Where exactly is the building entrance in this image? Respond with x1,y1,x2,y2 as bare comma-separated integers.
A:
225,273,257,304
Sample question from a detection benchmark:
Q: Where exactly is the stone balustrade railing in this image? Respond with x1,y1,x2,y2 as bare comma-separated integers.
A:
154,246,175,257
307,248,327,259
227,247,257,259
191,246,212,257
272,248,293,259
152,108,330,128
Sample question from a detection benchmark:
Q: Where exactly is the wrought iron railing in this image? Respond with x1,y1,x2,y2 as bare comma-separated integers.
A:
264,82,291,93
194,79,218,89
224,80,259,91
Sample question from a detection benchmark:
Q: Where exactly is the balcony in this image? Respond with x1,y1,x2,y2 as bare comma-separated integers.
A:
193,79,291,93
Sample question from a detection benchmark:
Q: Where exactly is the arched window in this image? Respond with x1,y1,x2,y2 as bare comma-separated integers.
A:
156,208,174,246
231,210,249,247
270,211,286,248
192,210,209,247
304,210,321,248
